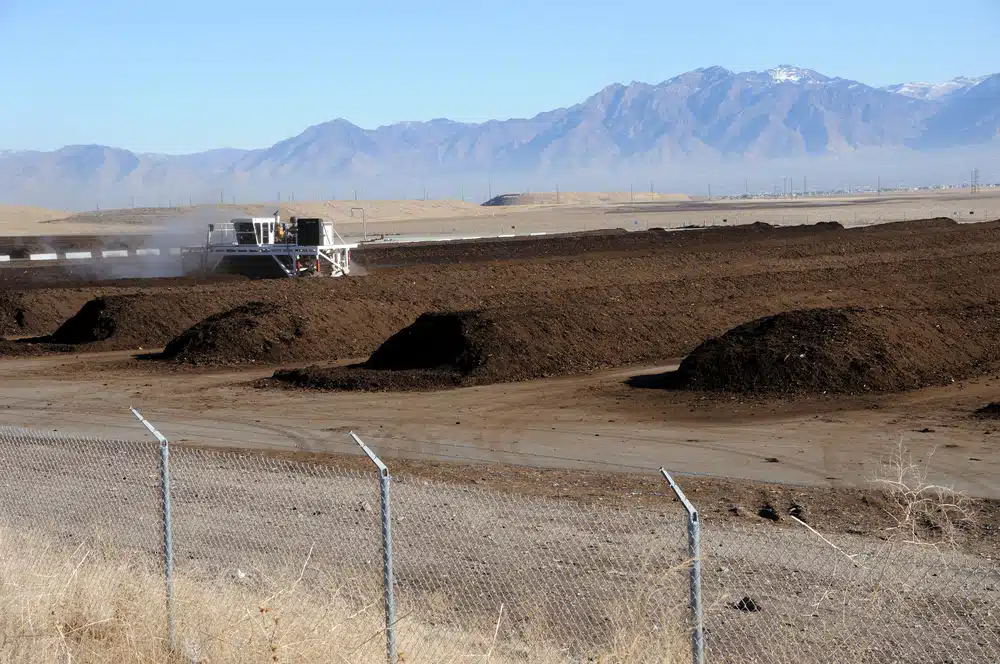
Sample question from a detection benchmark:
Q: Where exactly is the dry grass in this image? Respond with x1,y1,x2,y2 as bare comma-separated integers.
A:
0,529,689,663
871,440,978,548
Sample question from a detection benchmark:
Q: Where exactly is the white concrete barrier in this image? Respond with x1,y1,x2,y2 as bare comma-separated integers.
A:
135,248,161,256
101,250,130,258
0,256,9,262
29,253,58,261
64,251,93,260
168,248,182,255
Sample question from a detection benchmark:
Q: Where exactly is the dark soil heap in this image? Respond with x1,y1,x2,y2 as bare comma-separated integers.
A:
0,293,30,336
670,306,1000,396
47,293,222,348
160,298,413,366
273,304,664,391
0,291,83,338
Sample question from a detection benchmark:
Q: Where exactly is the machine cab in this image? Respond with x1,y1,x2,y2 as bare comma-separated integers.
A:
233,217,276,246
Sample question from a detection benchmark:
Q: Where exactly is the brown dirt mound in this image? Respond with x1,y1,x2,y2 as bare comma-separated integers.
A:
272,304,669,391
47,293,225,349
0,291,86,338
160,299,409,366
666,306,1000,396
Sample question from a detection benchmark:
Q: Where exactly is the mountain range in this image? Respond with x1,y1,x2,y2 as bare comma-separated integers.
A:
2,65,998,209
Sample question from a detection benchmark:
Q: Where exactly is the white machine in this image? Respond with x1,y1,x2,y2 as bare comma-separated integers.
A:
202,213,358,277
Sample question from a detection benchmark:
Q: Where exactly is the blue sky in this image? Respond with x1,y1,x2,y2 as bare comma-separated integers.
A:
1,0,998,154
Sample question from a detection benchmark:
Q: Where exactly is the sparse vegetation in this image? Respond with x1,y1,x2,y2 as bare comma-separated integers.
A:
871,441,977,547
0,529,688,663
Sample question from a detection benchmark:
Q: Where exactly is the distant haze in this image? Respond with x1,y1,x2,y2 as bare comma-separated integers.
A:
1,66,998,210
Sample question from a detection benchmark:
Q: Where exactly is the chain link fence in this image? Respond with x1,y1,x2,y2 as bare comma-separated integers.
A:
0,422,996,662
702,523,1000,663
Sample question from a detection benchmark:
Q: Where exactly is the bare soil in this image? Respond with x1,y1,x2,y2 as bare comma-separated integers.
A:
206,444,1000,556
975,402,1000,419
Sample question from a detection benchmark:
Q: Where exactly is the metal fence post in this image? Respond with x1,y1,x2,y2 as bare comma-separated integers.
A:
350,432,397,663
661,468,704,664
131,408,176,652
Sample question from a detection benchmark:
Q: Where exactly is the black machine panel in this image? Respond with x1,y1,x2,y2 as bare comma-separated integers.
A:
296,218,322,246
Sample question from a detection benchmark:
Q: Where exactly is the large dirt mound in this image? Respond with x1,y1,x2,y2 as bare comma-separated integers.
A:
0,291,87,338
669,306,1000,395
47,293,226,348
272,304,669,391
160,299,409,366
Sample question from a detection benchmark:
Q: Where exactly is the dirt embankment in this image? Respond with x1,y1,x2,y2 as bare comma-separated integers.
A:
658,305,1000,396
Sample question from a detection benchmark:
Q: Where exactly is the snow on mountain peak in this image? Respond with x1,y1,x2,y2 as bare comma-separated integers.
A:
767,65,826,84
881,76,988,100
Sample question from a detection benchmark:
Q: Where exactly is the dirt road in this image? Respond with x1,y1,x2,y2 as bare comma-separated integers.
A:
0,350,996,498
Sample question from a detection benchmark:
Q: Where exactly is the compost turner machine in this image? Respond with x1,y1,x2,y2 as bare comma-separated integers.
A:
201,214,358,278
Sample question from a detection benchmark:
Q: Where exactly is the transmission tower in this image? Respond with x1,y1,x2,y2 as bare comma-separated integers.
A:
972,168,980,194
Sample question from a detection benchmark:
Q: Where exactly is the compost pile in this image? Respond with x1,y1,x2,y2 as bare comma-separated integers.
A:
0,293,30,336
0,291,80,338
160,299,413,366
163,301,319,366
272,304,666,391
669,306,1000,396
46,293,224,349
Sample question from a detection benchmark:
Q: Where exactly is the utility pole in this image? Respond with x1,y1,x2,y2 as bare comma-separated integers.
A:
556,184,560,205
630,184,634,203
707,184,712,200
877,176,881,197
354,189,357,201
803,176,807,197
488,178,492,201
650,180,654,196
745,179,749,197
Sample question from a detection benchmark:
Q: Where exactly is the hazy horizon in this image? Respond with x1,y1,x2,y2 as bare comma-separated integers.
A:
5,145,996,212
